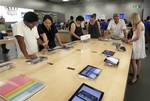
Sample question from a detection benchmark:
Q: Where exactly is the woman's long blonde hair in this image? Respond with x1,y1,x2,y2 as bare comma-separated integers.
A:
131,12,141,27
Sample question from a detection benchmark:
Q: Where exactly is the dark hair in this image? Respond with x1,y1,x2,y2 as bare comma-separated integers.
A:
91,13,96,18
70,16,74,20
43,15,53,23
146,16,150,21
107,18,112,22
23,12,38,22
113,13,119,18
76,15,84,21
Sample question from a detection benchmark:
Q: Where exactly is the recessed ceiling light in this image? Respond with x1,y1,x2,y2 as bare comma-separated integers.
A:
62,0,69,2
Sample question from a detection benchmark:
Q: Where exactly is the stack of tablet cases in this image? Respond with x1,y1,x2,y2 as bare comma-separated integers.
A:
0,75,45,101
102,50,115,57
69,83,104,101
79,65,102,80
26,56,48,64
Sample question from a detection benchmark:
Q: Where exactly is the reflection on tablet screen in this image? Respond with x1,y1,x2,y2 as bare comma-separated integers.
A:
102,50,115,56
79,65,101,80
69,84,104,101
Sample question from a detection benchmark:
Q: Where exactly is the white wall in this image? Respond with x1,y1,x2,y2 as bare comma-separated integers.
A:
0,0,147,21
0,0,66,21
64,1,143,21
0,0,66,13
0,6,34,22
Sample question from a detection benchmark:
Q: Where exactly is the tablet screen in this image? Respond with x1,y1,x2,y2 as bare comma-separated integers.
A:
79,65,102,80
102,50,115,56
104,57,119,65
69,83,104,101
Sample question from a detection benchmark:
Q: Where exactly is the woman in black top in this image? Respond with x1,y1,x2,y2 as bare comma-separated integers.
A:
87,14,101,38
69,16,84,41
37,15,63,50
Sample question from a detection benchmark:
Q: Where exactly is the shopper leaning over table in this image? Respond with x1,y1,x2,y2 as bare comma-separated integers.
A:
13,12,45,59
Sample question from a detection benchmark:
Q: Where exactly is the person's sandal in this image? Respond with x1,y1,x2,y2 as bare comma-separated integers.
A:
128,78,138,85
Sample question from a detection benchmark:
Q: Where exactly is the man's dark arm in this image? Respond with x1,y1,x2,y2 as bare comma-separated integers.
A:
15,35,35,59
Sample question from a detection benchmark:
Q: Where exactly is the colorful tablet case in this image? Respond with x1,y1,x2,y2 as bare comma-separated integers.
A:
0,75,45,101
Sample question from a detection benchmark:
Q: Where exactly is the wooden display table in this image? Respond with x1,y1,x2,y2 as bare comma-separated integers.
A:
0,39,132,101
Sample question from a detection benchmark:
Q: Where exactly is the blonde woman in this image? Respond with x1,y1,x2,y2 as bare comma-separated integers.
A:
127,13,146,84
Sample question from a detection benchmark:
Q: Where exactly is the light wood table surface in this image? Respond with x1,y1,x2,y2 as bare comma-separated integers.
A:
0,39,132,101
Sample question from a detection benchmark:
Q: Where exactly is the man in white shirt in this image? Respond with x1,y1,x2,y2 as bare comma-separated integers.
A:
107,13,127,39
13,12,44,59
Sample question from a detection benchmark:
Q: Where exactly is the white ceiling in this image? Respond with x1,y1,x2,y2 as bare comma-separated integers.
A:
46,0,81,3
48,0,79,1
45,0,143,4
47,0,143,2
